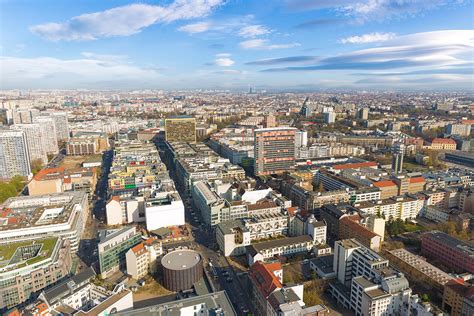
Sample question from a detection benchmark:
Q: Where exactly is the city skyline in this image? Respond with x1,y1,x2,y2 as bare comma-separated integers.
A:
1,0,473,90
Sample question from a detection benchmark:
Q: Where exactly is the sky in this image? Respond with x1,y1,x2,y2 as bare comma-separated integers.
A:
1,0,473,91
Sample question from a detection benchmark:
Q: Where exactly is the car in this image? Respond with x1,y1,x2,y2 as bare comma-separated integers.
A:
226,277,233,282
222,271,229,277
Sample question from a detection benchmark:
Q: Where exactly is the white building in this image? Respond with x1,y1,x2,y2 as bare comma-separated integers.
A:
11,123,48,164
34,116,59,154
246,235,314,265
125,238,162,280
47,111,70,141
0,192,89,252
145,193,185,230
0,129,31,179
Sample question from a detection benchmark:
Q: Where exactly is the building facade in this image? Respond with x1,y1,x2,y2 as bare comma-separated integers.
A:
254,127,296,176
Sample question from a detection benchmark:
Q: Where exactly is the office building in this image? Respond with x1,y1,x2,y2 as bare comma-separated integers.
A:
254,127,296,176
98,226,142,278
391,142,405,174
246,235,313,265
11,124,48,164
144,193,185,230
0,238,72,309
421,231,474,274
165,116,196,143
0,129,31,179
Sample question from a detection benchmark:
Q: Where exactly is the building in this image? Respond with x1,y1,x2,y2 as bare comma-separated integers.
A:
0,192,89,252
338,217,382,252
115,291,236,315
0,238,72,309
0,129,31,179
27,268,133,315
34,116,59,154
46,112,70,141
254,127,296,176
66,137,100,155
324,111,336,124
333,239,389,287
391,142,405,174
246,235,313,265
27,167,97,197
248,261,321,315
430,138,457,151
161,249,203,292
144,193,185,230
421,231,474,274
165,116,196,143
445,151,474,168
358,108,369,120
442,275,474,316
216,210,289,256
447,123,471,136
98,226,142,278
125,238,162,280
373,180,398,199
385,248,453,293
11,124,48,164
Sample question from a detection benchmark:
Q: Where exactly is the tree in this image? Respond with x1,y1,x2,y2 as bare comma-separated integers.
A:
318,182,325,193
31,159,44,175
421,294,430,302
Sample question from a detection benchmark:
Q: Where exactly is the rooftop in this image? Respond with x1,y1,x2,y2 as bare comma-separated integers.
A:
161,249,201,270
0,237,59,270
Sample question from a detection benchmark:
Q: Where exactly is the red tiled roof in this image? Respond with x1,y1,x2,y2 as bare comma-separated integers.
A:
131,242,146,255
334,161,377,170
340,217,379,239
33,167,65,181
374,180,397,188
461,120,474,125
249,261,283,298
409,177,425,184
432,138,456,145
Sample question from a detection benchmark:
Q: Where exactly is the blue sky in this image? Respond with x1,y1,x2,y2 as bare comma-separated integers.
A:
1,0,473,90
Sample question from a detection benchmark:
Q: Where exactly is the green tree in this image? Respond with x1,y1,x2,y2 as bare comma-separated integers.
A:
31,159,44,175
421,294,430,302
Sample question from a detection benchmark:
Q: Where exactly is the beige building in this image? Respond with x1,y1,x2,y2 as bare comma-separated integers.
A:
165,116,196,143
125,237,162,280
430,138,457,150
28,166,97,197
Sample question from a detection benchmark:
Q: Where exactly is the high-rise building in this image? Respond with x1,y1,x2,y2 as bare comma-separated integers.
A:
295,130,308,148
11,123,48,164
0,129,31,179
34,116,59,154
324,111,336,124
357,107,369,120
47,112,70,141
165,116,196,143
254,127,296,176
392,142,405,174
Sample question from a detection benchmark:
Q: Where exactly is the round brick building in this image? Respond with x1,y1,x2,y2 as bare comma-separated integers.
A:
161,249,203,292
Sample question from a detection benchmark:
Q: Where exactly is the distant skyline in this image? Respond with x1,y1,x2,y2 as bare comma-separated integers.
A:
1,0,473,90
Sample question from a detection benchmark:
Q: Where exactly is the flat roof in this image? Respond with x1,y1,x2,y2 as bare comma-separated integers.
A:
161,249,201,270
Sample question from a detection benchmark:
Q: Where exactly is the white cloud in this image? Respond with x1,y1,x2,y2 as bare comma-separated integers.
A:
340,32,396,44
238,25,271,38
81,52,128,61
240,39,300,50
30,0,224,41
214,57,235,66
0,55,161,89
178,21,211,34
207,54,235,66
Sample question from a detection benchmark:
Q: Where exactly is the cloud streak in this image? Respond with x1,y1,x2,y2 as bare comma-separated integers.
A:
245,56,319,65
30,0,224,41
240,39,300,50
340,32,396,44
261,30,474,74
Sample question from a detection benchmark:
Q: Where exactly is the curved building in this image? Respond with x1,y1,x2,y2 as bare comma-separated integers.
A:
162,249,203,291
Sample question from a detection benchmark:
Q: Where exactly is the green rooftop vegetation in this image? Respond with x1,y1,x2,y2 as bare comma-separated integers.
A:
0,237,59,269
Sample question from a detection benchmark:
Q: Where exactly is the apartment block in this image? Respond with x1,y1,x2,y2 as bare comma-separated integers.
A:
254,127,296,176
0,129,31,179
